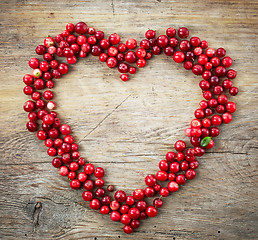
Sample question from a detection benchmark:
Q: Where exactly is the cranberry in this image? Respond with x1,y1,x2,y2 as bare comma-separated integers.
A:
120,74,128,81
222,79,232,89
100,205,110,215
160,187,169,197
29,58,39,69
157,35,168,48
56,63,68,75
24,100,35,112
144,187,155,197
35,45,46,55
60,124,71,135
123,225,133,234
166,27,176,37
75,22,87,34
222,112,232,124
210,76,219,86
145,174,157,187
88,36,97,45
229,86,238,96
211,115,222,126
185,169,196,180
26,121,37,132
101,196,111,206
118,63,129,73
118,43,127,52
166,152,176,162
133,189,144,200
99,53,108,62
94,167,104,178
129,67,136,74
210,127,220,137
190,37,201,47
106,57,118,68
173,51,185,63
128,207,140,219
156,171,167,181
222,56,233,68
55,34,64,43
59,166,69,176
145,30,156,39
216,47,226,57
179,40,191,52
170,162,180,173
210,57,220,67
32,68,42,79
84,163,95,175
107,46,118,57
136,59,146,68
169,37,179,47
91,45,102,56
180,161,189,171
153,198,163,208
178,27,189,38
100,39,110,49
121,213,131,225
215,66,227,77
164,46,174,56
184,61,193,70
175,140,186,152
136,200,147,212
23,74,34,85
192,64,204,75
226,102,236,113
136,48,146,59
95,188,105,197
90,199,101,210
145,206,157,217
198,54,208,65
95,178,104,187
199,80,210,91
66,23,75,32
227,69,237,79
115,190,127,203
83,180,94,191
95,30,104,40
126,196,135,206
167,181,179,192
176,174,186,185
125,51,137,63
131,219,140,229
109,33,120,45
120,204,130,213
126,38,137,49
140,39,150,50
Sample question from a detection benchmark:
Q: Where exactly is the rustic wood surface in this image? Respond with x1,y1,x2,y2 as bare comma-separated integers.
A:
0,0,257,239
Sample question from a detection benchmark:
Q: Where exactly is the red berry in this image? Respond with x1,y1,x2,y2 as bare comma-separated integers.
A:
75,22,87,34
173,51,185,63
90,199,101,210
167,181,179,192
133,189,144,200
178,27,189,38
145,206,157,217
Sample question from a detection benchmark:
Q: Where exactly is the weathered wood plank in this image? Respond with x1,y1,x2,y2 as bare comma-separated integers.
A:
0,0,257,239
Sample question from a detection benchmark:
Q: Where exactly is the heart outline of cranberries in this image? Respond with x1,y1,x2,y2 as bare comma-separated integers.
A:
23,21,238,234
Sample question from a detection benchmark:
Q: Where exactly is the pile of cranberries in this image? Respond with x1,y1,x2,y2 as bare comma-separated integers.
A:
23,22,238,234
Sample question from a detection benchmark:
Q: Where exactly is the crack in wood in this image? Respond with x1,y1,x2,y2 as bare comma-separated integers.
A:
79,94,132,143
32,201,42,231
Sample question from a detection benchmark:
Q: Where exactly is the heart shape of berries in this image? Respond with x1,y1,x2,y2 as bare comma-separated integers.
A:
23,22,238,234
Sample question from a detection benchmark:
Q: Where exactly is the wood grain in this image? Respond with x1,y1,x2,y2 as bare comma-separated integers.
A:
0,0,257,239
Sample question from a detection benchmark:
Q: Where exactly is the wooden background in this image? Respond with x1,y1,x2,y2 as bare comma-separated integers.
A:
0,0,257,239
